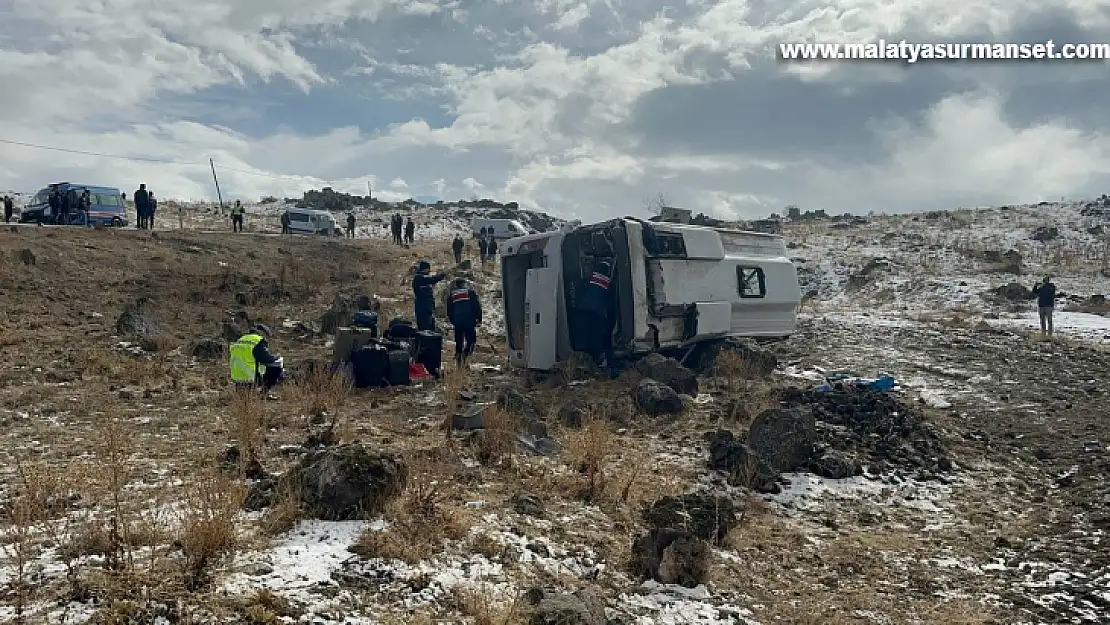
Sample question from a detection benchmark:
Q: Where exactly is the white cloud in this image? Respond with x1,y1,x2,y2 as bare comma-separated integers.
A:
1,0,1109,220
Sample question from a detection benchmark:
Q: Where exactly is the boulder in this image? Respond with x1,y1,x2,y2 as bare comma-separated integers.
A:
994,282,1032,302
291,443,407,520
642,493,737,544
631,528,711,588
191,338,225,360
529,590,606,625
745,407,817,473
809,452,863,479
510,492,546,518
633,379,684,415
634,354,698,396
115,297,163,338
705,430,780,493
1031,226,1059,242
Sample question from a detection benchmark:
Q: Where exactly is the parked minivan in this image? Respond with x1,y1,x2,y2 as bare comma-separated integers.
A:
284,208,341,236
20,182,127,227
472,217,532,240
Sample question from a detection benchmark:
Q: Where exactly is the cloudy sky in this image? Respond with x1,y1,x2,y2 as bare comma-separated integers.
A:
1,0,1109,220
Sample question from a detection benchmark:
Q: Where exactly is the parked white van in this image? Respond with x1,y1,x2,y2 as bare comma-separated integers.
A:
472,217,532,240
285,208,341,236
499,217,801,371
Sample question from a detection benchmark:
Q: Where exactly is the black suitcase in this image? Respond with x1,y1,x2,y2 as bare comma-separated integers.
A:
353,311,379,333
351,346,389,388
386,350,410,386
387,317,415,340
412,330,443,376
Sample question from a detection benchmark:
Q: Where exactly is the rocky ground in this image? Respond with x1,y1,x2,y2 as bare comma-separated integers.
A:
0,207,1107,625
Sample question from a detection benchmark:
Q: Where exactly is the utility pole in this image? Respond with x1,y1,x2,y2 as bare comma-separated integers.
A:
210,158,226,214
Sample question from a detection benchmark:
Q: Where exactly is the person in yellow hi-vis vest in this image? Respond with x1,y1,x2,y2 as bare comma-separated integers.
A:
229,324,283,391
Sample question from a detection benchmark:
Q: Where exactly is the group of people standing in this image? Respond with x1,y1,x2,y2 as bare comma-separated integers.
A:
391,214,415,245
450,231,499,266
132,184,159,229
411,260,483,366
46,187,94,225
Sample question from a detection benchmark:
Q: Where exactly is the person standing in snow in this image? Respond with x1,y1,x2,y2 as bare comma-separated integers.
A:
1033,275,1057,336
404,217,415,244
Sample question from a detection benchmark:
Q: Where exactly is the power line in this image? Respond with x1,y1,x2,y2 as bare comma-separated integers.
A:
0,137,327,182
0,137,196,164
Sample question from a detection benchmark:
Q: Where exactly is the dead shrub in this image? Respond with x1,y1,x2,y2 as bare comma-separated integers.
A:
452,584,526,625
292,363,352,421
229,388,266,468
562,415,613,502
177,472,247,590
474,408,517,468
350,481,471,564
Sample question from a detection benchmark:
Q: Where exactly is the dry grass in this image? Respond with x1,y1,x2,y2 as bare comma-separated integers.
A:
178,472,248,590
350,478,473,564
452,584,527,625
473,407,518,468
561,414,613,502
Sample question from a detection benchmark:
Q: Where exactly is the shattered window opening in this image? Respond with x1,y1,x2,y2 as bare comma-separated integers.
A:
737,266,766,298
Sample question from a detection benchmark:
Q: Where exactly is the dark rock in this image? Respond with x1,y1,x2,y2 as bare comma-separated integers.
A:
746,406,817,472
15,248,35,265
235,292,249,306
191,338,225,360
511,492,546,518
630,528,711,587
530,590,606,625
779,386,950,480
809,452,863,479
633,379,684,415
634,354,698,396
291,443,407,520
642,493,737,544
1031,226,1059,242
526,542,551,558
1033,447,1052,461
705,430,781,492
994,282,1033,302
722,339,778,377
115,297,163,338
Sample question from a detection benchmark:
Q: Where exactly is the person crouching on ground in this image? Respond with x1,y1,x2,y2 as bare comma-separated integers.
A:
447,277,482,367
229,324,283,392
1033,275,1057,336
412,260,447,331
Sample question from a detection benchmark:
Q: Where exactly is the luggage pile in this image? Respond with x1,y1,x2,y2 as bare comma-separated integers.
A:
333,315,443,389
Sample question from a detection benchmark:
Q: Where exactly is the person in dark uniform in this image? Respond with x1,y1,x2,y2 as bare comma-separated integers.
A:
346,213,356,238
452,235,464,264
3,195,14,223
446,277,482,366
48,190,61,224
412,260,446,331
576,256,616,372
